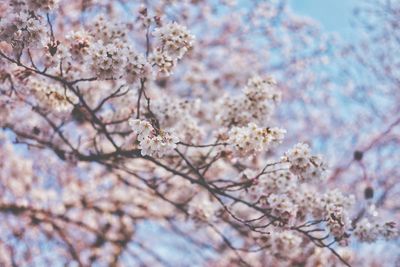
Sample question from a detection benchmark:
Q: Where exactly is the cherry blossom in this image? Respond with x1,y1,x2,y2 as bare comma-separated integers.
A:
0,0,398,266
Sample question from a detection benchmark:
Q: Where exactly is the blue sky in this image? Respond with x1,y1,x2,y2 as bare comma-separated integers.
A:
289,0,359,38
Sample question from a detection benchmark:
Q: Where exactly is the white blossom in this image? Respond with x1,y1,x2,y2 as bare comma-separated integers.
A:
243,76,281,102
30,78,78,113
284,143,327,182
354,218,398,243
26,0,59,11
129,119,179,157
216,75,281,126
153,22,195,59
268,193,298,221
227,123,286,156
149,48,176,76
124,48,150,83
88,40,126,79
0,9,46,53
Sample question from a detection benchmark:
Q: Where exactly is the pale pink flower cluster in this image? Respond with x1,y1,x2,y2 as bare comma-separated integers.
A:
319,189,355,213
84,17,133,80
74,16,193,80
9,0,58,12
125,48,149,83
88,40,126,79
245,175,355,236
261,170,297,193
25,0,59,11
149,50,175,76
268,193,298,221
319,189,355,238
256,230,303,259
217,76,281,126
291,185,320,219
237,144,359,239
152,96,204,142
152,22,195,60
30,78,78,113
150,22,195,75
0,9,45,53
240,169,298,203
129,119,179,157
0,0,58,54
66,30,93,61
354,218,398,243
64,17,151,82
89,16,127,44
243,76,281,102
0,1,398,265
283,143,327,182
227,123,286,156
326,205,351,238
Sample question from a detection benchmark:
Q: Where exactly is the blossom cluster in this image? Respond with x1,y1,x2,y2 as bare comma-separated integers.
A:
129,119,179,157
66,30,92,60
0,1,398,266
227,123,286,156
149,49,175,76
125,48,149,84
354,218,398,243
319,189,355,238
84,16,148,81
283,142,327,182
152,22,195,60
267,193,298,221
152,96,204,142
259,170,297,194
1,8,194,83
0,9,45,54
150,22,195,75
30,78,78,113
82,17,193,80
0,0,59,54
25,0,59,11
216,75,281,126
236,143,360,240
258,231,303,258
9,0,58,12
89,40,126,79
243,76,281,102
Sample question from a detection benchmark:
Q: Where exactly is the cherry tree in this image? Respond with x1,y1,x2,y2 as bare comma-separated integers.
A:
0,0,398,266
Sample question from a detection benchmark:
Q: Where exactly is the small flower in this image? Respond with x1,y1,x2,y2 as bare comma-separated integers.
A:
27,0,59,11
149,48,175,76
129,119,179,157
354,218,398,242
153,22,195,59
268,193,297,222
243,76,281,102
284,143,327,182
30,78,78,113
124,48,149,83
88,40,125,79
227,123,286,156
216,75,281,127
66,30,93,60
